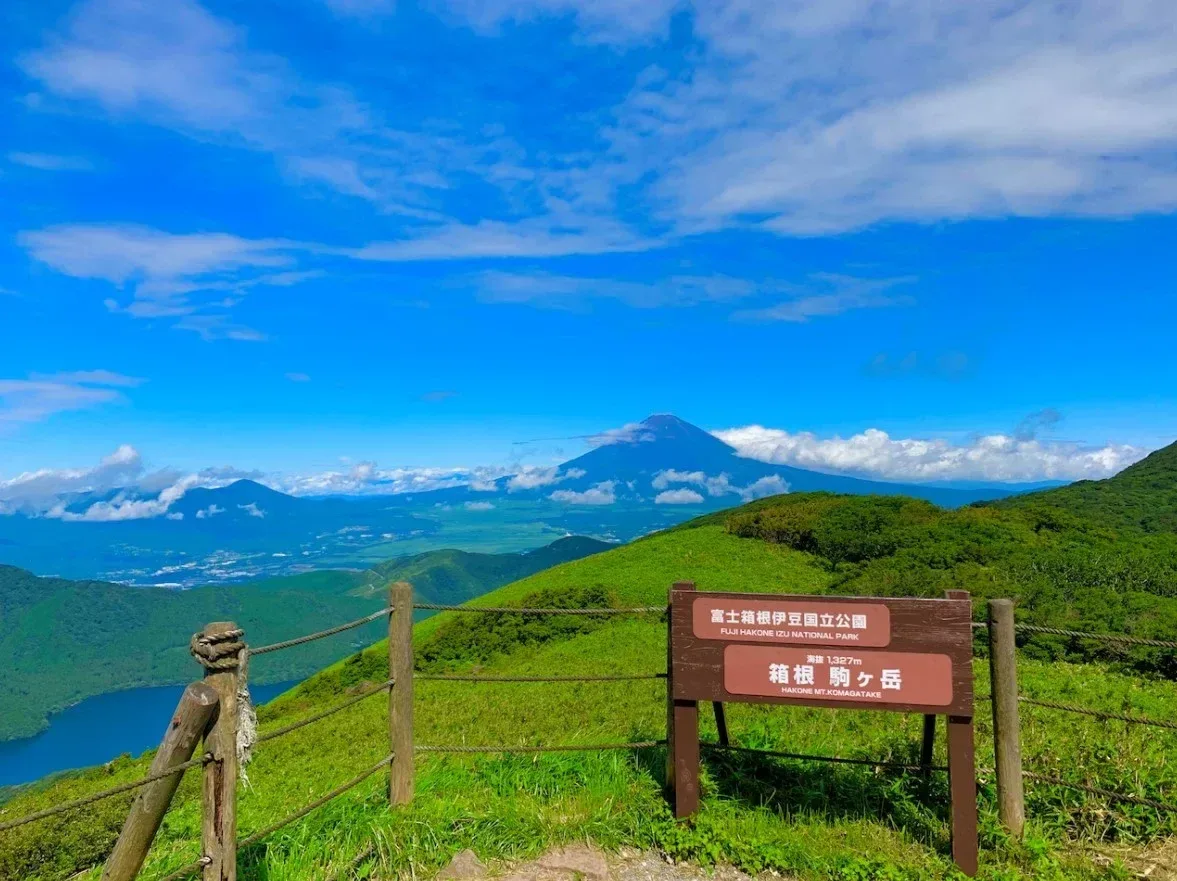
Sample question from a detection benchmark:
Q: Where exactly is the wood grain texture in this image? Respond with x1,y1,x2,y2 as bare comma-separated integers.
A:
103,682,219,881
200,622,239,881
389,581,414,806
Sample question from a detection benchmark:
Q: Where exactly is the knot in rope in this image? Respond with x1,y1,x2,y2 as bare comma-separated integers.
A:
189,628,245,671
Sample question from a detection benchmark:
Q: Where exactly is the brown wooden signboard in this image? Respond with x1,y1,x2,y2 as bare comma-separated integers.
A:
667,582,978,876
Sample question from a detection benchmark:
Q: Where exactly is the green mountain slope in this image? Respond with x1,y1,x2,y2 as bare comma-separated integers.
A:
367,536,613,604
0,537,611,742
988,438,1177,533
4,506,1176,881
0,565,381,742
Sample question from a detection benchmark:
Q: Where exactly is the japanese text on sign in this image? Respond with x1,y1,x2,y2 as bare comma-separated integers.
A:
723,646,953,706
692,598,891,647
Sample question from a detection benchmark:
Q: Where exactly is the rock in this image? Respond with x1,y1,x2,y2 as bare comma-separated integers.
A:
533,845,610,881
437,849,487,880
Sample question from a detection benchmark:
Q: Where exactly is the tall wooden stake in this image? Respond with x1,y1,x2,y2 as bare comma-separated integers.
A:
667,581,700,818
103,682,220,881
389,581,414,805
200,622,241,881
988,598,1025,838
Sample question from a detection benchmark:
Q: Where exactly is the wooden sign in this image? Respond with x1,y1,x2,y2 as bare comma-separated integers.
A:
667,582,978,876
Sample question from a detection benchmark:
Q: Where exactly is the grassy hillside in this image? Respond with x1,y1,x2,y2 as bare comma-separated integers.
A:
0,537,610,743
367,536,613,604
4,504,1176,881
989,438,1177,534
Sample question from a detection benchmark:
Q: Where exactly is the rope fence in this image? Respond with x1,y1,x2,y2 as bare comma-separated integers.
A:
418,672,666,682
1021,771,1177,813
238,755,393,849
415,741,664,754
412,602,667,615
0,753,212,833
1016,696,1177,731
251,608,391,655
8,586,1177,881
153,855,212,881
256,679,394,745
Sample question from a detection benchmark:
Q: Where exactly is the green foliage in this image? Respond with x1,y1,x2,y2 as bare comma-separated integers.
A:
723,493,1177,675
417,585,621,669
989,439,1177,535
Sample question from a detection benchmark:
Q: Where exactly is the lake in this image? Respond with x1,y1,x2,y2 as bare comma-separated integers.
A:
0,680,298,787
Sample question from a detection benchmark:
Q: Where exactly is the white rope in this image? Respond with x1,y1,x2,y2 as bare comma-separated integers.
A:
236,648,258,787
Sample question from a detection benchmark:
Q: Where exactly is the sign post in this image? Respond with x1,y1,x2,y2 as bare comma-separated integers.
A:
667,582,978,876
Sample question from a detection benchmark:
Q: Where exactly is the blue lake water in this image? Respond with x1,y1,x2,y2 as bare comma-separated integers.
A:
0,680,298,787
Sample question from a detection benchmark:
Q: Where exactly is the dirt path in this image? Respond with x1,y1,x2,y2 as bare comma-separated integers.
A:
432,844,781,881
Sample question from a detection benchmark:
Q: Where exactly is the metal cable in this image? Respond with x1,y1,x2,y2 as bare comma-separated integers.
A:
238,755,393,849
0,753,212,834
702,742,948,773
1016,696,1177,731
256,680,394,745
418,673,666,682
251,608,391,655
1021,771,1177,812
152,855,212,881
413,603,667,616
1012,624,1177,650
415,741,664,754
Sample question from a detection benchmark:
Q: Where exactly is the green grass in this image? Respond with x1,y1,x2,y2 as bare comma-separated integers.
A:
3,522,1173,881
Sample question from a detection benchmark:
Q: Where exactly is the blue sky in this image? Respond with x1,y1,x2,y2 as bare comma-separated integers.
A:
2,0,1176,494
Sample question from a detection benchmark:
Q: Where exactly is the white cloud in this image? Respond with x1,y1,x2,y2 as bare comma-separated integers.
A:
238,502,265,518
654,488,704,505
60,474,204,521
21,0,1177,286
715,425,1147,483
0,371,142,425
279,461,510,496
195,503,225,519
740,475,790,501
0,444,144,510
587,422,655,447
733,274,915,323
19,223,315,339
506,465,583,492
651,468,789,501
475,271,754,309
464,500,495,511
550,480,617,505
285,372,311,382
8,152,93,171
602,1,1177,234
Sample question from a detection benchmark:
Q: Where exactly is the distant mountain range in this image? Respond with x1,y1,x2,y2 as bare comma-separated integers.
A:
0,414,1053,585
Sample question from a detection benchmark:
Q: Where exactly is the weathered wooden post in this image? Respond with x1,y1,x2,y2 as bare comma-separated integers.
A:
102,682,220,881
667,581,699,818
193,621,243,881
988,598,1025,838
389,581,414,805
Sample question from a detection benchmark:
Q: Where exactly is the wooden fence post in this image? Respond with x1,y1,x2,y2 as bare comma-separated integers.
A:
102,682,220,881
198,621,242,881
988,599,1025,838
389,581,414,805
